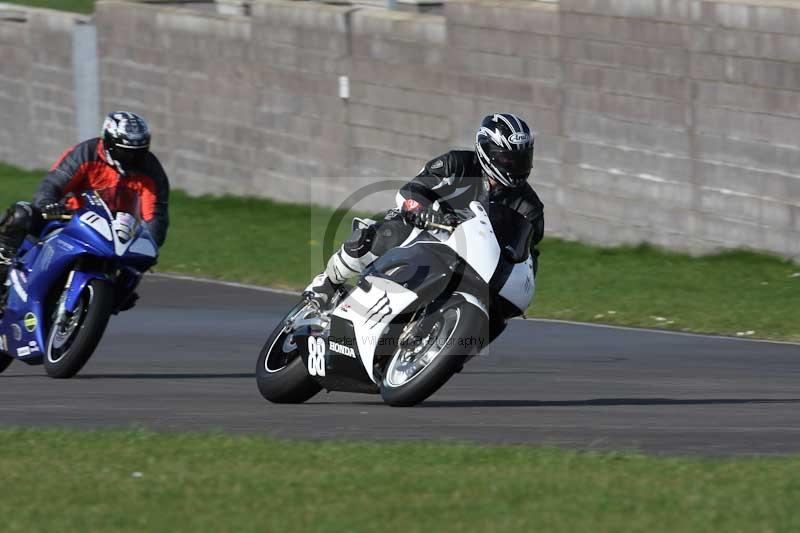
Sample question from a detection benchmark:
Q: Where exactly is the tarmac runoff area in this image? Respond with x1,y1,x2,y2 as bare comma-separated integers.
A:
1,274,799,456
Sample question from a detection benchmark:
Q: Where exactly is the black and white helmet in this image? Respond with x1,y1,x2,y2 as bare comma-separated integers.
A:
101,111,151,174
475,113,534,188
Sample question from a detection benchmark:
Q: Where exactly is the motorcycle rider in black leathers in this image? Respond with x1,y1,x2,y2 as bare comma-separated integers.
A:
305,113,545,312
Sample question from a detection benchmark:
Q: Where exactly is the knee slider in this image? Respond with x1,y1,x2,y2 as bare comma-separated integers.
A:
0,203,33,232
371,219,412,257
342,225,376,259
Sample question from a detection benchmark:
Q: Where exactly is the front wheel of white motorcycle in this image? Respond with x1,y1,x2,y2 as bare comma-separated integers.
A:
255,301,322,404
380,298,488,407
44,280,114,379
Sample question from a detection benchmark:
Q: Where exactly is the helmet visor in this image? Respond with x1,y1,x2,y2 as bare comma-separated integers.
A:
111,145,148,170
489,147,533,186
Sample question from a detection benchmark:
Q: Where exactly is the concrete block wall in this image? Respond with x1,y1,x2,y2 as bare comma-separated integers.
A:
689,0,800,258
0,6,84,169
558,0,698,250
97,2,257,196
5,0,800,260
443,0,565,232
441,0,800,258
249,0,356,207
349,9,449,176
98,1,389,209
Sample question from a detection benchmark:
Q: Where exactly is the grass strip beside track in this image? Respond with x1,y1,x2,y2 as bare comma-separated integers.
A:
3,163,799,341
1,0,94,13
1,428,800,533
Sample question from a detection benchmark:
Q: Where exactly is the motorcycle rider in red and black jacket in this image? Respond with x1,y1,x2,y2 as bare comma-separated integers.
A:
0,111,170,313
306,112,545,309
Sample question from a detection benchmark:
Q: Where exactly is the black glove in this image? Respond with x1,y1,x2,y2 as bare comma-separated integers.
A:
403,206,459,230
40,203,72,219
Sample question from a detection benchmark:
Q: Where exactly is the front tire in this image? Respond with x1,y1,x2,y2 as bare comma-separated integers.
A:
44,280,114,379
380,298,488,407
256,302,322,404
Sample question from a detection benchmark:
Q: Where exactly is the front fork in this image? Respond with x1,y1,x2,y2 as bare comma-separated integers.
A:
286,300,330,334
54,265,141,333
396,308,422,347
53,271,76,328
63,270,109,314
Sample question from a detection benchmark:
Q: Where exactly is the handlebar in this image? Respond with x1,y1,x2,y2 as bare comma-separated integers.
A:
426,222,455,232
41,214,73,221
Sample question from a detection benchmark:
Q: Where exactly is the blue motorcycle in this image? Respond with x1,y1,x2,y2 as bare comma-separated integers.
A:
0,186,158,378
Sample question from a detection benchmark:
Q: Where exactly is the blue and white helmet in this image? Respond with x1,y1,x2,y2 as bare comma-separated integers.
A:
475,113,534,188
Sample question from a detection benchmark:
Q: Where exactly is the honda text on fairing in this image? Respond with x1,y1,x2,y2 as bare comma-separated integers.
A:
0,186,158,378
256,201,535,406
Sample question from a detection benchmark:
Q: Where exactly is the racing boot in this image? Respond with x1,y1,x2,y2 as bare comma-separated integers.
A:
303,223,382,310
0,203,33,317
302,241,373,310
302,273,340,311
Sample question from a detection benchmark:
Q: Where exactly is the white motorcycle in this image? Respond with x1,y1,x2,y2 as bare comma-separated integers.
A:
255,201,536,406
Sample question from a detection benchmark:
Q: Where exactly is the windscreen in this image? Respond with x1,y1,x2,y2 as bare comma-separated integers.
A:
82,186,142,220
483,202,534,263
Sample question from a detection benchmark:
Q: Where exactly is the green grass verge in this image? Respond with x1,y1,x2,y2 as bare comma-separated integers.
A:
1,0,94,14
3,163,799,341
1,428,800,533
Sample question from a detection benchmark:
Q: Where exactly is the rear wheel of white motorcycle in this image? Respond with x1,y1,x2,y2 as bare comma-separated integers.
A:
380,297,487,407
256,301,322,404
44,280,114,379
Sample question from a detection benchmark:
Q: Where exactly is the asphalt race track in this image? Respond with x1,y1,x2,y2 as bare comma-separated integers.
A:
1,275,799,456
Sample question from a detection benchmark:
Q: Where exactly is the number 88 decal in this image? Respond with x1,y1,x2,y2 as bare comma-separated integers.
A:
307,337,326,377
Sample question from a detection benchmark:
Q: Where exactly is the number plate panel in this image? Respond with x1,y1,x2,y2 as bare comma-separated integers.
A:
295,319,379,394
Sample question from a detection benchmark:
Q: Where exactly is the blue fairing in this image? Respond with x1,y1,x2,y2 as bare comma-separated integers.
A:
0,192,158,364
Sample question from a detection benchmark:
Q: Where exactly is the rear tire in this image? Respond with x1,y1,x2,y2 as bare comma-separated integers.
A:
256,302,322,404
44,280,114,379
380,298,487,407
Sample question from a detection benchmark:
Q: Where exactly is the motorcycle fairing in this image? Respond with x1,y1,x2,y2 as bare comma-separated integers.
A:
367,239,493,323
364,239,456,305
1,265,46,363
498,258,535,312
330,276,418,383
289,320,377,393
296,202,534,389
444,203,501,283
0,191,157,364
388,204,501,285
297,319,380,394
0,228,104,363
